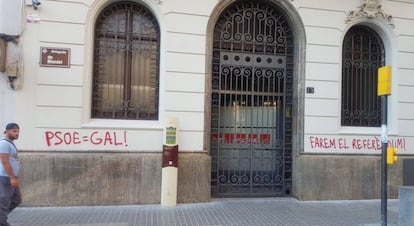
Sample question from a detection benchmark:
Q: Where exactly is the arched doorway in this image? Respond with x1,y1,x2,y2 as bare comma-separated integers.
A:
210,0,294,197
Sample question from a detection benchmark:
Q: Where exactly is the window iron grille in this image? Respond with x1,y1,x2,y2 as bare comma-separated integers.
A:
92,1,160,120
341,25,385,127
210,0,293,197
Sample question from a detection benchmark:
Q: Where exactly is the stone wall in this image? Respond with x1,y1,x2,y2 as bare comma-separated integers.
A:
20,151,408,205
19,152,211,206
294,154,403,200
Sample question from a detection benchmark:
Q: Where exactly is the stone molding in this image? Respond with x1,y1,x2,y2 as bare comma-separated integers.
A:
346,0,394,28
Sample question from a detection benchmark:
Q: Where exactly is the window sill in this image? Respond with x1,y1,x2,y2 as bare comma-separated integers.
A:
339,126,397,136
81,119,163,131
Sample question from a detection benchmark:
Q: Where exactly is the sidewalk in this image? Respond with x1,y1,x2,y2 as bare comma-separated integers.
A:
9,198,398,226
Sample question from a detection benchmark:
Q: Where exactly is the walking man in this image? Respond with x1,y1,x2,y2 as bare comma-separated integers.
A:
0,123,21,226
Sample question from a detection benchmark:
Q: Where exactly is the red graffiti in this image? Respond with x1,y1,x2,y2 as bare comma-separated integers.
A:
308,136,406,151
338,138,349,149
45,130,128,147
351,137,381,150
212,133,270,144
309,136,337,149
388,138,407,150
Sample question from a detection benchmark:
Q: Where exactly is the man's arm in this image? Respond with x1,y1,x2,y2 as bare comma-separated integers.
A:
0,153,19,188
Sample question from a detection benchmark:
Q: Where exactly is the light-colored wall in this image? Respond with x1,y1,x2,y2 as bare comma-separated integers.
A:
11,0,220,152
4,0,216,206
299,0,414,154
5,0,411,155
2,0,414,153
1,0,413,204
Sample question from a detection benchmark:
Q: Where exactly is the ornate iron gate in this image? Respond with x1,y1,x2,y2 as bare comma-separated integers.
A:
210,1,293,197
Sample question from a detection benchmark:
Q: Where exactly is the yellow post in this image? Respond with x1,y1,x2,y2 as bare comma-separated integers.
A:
378,66,392,96
387,147,398,164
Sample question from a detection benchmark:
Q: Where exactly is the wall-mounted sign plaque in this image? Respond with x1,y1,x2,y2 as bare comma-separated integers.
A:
40,47,70,68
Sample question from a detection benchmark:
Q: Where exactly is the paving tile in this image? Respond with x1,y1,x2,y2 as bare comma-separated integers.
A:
9,198,398,226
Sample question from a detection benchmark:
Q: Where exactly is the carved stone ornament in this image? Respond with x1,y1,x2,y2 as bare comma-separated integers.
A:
346,0,394,28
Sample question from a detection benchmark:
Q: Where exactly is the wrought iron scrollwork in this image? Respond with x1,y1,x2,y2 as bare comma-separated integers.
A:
211,0,293,197
92,2,160,120
341,25,385,127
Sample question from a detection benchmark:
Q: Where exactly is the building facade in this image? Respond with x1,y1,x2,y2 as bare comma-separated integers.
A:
0,0,413,206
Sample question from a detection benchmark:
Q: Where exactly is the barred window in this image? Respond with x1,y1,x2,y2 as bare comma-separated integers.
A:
341,25,385,127
92,1,160,120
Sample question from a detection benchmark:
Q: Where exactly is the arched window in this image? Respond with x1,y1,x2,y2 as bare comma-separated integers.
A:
341,25,385,127
92,1,160,120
